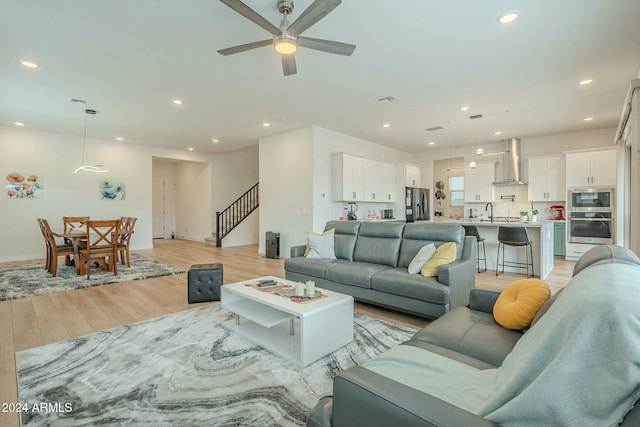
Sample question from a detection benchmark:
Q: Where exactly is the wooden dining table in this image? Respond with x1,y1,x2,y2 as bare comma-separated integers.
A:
52,229,88,274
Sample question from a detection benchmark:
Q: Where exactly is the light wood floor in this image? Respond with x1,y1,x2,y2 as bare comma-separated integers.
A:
0,240,574,426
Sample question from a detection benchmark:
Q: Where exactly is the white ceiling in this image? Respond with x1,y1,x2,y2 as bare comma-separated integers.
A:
2,0,640,155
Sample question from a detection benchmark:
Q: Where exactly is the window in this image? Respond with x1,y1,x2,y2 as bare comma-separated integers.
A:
449,176,464,207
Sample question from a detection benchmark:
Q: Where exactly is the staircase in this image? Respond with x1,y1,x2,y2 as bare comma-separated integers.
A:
212,183,259,247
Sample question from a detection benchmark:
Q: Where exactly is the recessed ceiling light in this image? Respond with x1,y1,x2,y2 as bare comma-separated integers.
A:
116,137,124,141
428,141,435,145
212,139,219,143
172,99,183,105
579,79,593,85
497,11,519,24
14,122,25,126
494,131,502,135
382,123,390,128
262,122,270,127
460,106,470,111
187,147,194,151
584,117,594,121
20,60,38,68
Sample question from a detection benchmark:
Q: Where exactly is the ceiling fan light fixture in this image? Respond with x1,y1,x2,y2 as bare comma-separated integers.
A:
274,37,297,55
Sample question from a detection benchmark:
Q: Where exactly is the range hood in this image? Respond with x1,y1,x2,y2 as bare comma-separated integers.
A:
493,138,528,186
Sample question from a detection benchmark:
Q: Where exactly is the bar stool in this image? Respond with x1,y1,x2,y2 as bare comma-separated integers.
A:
463,225,487,273
496,226,534,278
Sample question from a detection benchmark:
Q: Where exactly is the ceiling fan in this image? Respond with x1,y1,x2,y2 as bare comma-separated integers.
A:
217,0,356,76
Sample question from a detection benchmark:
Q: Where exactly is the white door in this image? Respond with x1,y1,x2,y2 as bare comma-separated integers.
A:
152,176,165,238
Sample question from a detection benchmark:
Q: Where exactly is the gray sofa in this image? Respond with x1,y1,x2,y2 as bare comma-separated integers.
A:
307,244,640,427
285,221,477,319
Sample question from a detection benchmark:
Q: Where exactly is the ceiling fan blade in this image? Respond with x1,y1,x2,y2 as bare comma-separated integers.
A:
217,39,273,55
298,36,356,56
287,0,341,36
282,55,297,76
219,0,282,35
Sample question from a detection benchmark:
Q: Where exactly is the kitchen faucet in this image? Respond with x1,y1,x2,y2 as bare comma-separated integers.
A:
485,202,494,222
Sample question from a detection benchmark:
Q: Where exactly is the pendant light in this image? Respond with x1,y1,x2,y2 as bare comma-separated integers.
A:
74,109,108,174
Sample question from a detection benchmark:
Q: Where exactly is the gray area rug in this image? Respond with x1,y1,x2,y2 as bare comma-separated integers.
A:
16,304,417,426
0,254,185,301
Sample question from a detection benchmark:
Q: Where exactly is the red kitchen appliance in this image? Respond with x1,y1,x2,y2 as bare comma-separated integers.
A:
550,205,565,220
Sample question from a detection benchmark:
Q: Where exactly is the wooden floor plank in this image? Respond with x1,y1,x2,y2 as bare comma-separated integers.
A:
0,239,575,427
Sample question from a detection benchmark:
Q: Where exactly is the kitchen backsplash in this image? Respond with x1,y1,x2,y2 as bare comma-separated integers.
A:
465,185,565,220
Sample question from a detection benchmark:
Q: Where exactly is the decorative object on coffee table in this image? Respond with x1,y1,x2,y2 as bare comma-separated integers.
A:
187,263,223,303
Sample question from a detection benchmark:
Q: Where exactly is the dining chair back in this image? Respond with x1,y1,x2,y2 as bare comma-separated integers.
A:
62,216,89,254
117,216,138,267
79,219,121,279
38,218,74,277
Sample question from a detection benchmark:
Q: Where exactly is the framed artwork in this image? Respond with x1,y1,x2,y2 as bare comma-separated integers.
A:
99,178,126,200
6,172,43,199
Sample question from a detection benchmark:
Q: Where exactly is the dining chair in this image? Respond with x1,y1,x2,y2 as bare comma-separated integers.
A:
38,218,74,277
117,216,137,267
63,216,89,264
78,219,121,279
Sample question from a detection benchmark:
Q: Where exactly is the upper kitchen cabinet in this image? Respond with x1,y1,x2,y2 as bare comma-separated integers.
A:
403,163,422,187
565,149,616,187
528,156,565,201
332,153,396,202
464,162,496,202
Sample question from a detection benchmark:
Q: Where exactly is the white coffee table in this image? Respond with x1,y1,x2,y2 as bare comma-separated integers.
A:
221,276,354,367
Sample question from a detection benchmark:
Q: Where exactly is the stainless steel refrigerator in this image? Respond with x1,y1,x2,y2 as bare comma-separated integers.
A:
405,187,430,222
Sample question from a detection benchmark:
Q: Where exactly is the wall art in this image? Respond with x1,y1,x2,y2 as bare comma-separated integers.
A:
99,178,126,200
6,172,43,199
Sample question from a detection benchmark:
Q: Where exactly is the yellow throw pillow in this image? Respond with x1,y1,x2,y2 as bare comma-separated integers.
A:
421,242,456,277
304,229,335,256
493,279,551,330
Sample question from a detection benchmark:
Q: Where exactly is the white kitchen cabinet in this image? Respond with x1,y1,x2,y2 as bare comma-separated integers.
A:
333,153,396,202
404,164,421,187
528,156,565,201
565,149,616,187
464,162,495,202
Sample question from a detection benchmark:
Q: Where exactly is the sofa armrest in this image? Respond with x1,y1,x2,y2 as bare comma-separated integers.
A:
290,244,307,258
331,366,498,427
468,288,501,314
438,236,477,308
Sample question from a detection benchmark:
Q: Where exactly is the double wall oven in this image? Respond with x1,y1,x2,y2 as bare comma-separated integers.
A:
567,188,615,244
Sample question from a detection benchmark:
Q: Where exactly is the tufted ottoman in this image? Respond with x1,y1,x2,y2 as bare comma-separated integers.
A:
187,263,223,303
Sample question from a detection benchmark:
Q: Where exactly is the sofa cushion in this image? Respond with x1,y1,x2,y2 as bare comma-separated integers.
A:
407,243,436,274
421,242,456,277
326,261,392,289
398,223,465,268
371,268,450,305
410,306,523,367
352,222,405,267
304,228,334,256
284,257,340,278
493,278,551,330
306,230,337,259
324,220,361,261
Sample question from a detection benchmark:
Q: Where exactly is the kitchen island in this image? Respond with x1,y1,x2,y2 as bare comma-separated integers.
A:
431,219,554,279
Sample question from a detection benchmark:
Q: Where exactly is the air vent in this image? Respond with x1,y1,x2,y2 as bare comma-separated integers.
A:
426,126,445,132
470,114,484,120
377,96,398,104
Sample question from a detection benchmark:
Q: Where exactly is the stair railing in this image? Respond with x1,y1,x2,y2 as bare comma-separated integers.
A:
215,183,259,247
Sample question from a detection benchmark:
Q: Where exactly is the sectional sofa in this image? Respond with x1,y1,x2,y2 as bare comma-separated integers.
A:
285,220,476,319
306,244,640,427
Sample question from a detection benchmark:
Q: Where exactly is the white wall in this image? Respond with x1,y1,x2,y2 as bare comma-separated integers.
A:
0,126,259,261
259,127,314,257
0,126,153,261
258,126,412,257
152,159,177,239
211,145,260,247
